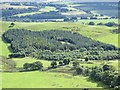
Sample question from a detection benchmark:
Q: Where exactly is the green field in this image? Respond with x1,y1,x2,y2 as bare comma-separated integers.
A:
2,71,102,88
2,58,119,88
0,38,11,57
13,57,51,68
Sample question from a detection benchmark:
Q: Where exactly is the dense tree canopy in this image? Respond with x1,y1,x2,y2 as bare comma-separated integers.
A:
23,61,43,71
2,29,119,60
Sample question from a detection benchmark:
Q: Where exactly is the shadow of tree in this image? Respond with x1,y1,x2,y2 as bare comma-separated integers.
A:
86,77,109,89
1,34,13,53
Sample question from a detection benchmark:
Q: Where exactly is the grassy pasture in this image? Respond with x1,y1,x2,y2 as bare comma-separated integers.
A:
13,57,51,68
0,38,11,57
61,10,86,16
2,71,102,88
39,6,56,12
2,59,119,88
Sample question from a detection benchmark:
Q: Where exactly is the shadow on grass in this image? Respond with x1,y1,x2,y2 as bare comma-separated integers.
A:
1,35,13,53
86,77,109,89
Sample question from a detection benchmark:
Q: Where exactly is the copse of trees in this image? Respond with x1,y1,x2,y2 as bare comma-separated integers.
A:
97,22,103,25
64,17,78,22
9,22,15,28
75,67,83,75
72,61,79,68
14,11,66,20
44,3,67,9
3,11,66,22
2,29,119,60
89,66,119,88
2,7,39,17
104,22,118,27
74,64,120,88
59,61,63,66
10,2,21,6
22,2,38,6
63,59,70,65
3,29,117,51
51,61,57,68
59,8,69,12
97,22,118,27
88,22,95,25
111,29,119,34
23,61,43,71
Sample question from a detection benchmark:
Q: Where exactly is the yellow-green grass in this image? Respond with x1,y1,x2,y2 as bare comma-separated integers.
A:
2,71,102,88
0,21,11,33
108,60,119,71
0,38,11,57
61,10,86,16
97,34,118,47
39,6,57,12
1,21,84,32
65,7,78,11
0,21,11,57
78,25,118,47
13,57,51,68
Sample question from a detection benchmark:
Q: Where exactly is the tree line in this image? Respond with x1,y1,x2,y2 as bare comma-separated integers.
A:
73,61,120,89
2,7,39,18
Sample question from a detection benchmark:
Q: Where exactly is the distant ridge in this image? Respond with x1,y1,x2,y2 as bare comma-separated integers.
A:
0,0,119,2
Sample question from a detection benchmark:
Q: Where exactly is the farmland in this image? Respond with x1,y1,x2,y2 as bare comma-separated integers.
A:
0,1,119,89
2,71,100,88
